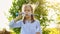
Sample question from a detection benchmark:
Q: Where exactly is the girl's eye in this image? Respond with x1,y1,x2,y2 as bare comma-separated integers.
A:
24,10,30,12
24,10,26,11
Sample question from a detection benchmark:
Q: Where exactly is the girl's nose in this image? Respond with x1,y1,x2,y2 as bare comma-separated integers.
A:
25,11,29,13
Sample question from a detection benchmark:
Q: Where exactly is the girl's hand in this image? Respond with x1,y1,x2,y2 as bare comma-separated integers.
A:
36,32,40,34
14,12,22,22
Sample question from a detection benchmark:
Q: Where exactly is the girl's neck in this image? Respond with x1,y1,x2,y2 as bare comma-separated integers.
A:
26,17,31,21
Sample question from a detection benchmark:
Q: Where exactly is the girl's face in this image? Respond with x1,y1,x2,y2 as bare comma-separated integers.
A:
24,5,33,18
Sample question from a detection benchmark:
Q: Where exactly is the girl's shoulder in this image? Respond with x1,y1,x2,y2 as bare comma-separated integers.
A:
16,20,23,23
34,19,40,24
34,19,40,22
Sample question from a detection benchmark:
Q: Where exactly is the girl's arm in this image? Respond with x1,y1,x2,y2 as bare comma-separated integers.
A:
36,20,42,34
9,20,22,28
9,14,22,28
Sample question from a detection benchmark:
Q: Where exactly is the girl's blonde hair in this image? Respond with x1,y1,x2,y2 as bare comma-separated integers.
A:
21,4,35,24
22,4,36,13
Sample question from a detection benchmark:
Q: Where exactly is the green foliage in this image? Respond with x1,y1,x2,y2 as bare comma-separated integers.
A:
9,0,28,18
12,28,21,34
42,28,50,34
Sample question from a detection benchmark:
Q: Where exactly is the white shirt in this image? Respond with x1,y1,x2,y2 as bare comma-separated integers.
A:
9,19,42,34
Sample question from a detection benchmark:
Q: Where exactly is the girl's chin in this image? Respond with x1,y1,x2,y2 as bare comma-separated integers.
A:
25,16,31,18
25,15,31,17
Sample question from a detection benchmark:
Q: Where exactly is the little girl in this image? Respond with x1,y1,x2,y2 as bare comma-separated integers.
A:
9,4,42,34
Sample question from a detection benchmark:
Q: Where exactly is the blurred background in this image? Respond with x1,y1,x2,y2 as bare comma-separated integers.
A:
0,0,60,34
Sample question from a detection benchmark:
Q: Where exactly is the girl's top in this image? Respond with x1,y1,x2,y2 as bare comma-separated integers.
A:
9,19,42,34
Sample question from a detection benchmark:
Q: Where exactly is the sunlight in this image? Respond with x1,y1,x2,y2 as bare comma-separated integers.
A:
46,0,60,3
47,8,57,20
47,8,57,28
0,0,12,31
46,0,60,28
47,21,56,28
